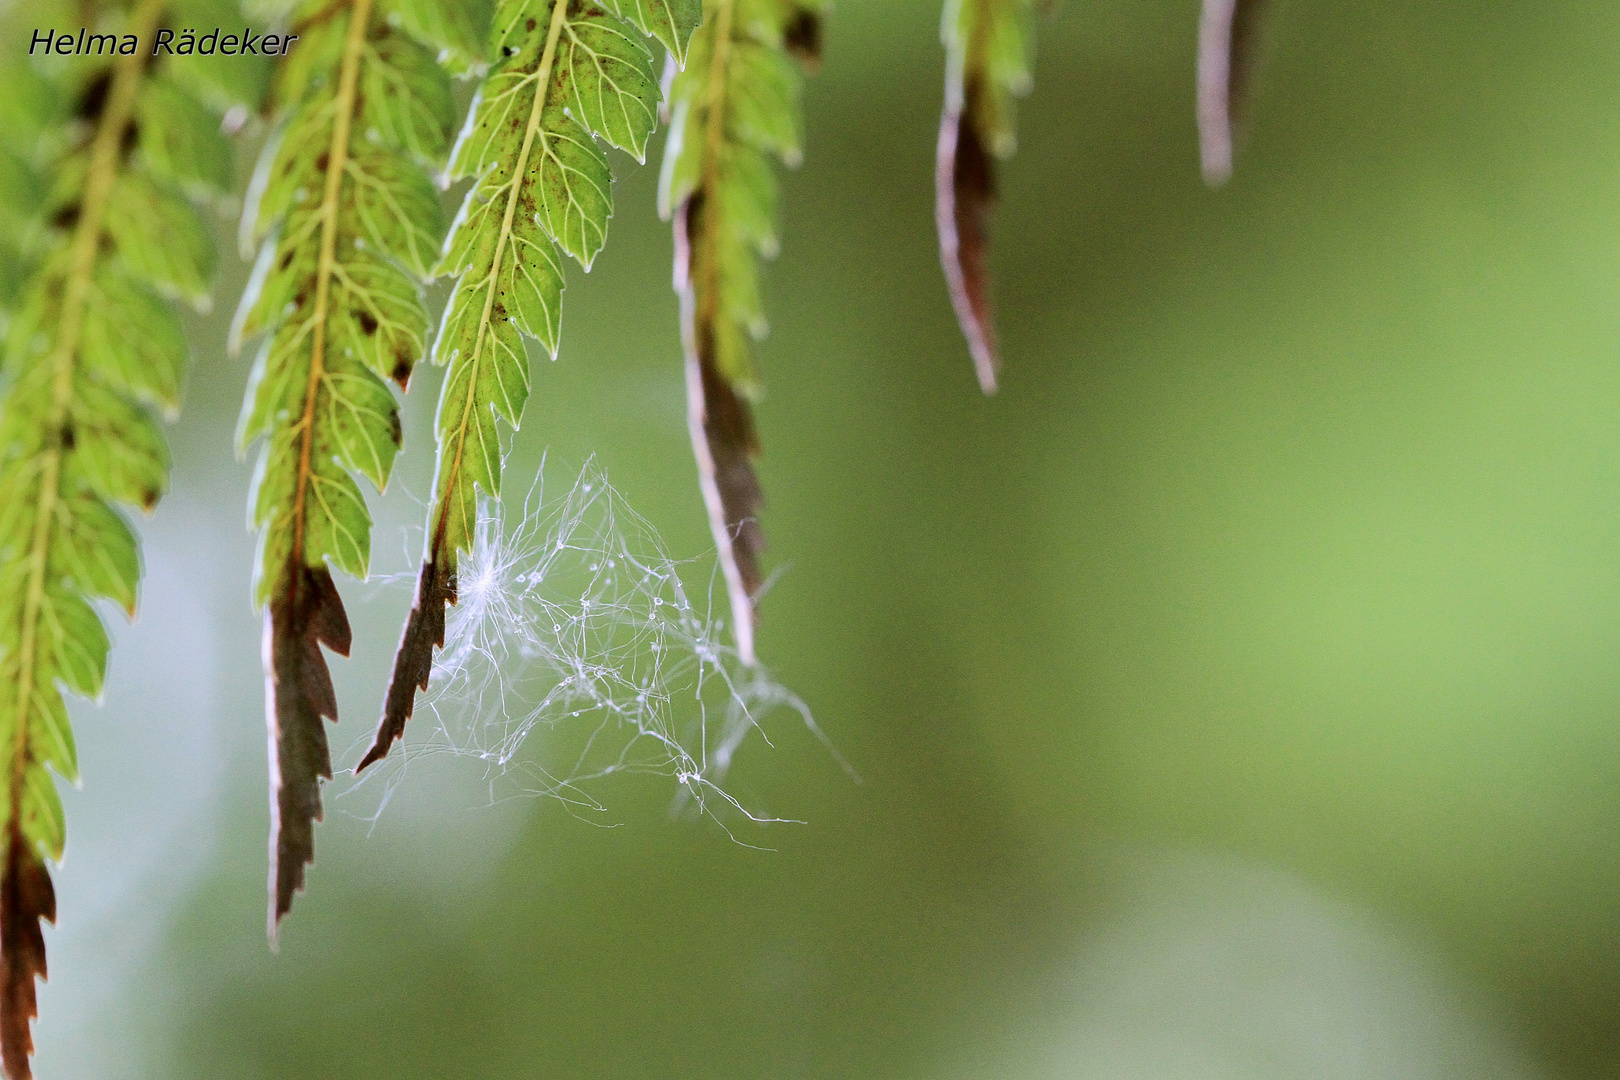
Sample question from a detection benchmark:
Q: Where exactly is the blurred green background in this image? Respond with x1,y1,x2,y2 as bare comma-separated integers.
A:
37,1,1620,1077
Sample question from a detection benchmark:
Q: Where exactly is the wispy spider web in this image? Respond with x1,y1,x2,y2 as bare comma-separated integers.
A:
344,456,849,832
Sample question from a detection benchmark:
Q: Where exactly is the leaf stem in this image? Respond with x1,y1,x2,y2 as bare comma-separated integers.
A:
292,0,375,567
10,0,166,830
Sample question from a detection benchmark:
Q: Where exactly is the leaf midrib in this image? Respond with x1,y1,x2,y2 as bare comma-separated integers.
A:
291,0,376,569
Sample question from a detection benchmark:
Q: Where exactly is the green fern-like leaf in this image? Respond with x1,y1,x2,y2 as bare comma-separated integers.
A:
600,0,704,65
937,0,1035,393
365,0,701,769
0,61,60,317
0,0,236,1072
230,0,456,928
168,0,276,115
377,0,493,78
657,0,825,665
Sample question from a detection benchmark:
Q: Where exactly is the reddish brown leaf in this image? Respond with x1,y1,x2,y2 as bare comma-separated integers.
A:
0,825,53,1080
358,554,455,773
1198,0,1269,185
266,563,351,932
936,77,1000,395
675,197,766,665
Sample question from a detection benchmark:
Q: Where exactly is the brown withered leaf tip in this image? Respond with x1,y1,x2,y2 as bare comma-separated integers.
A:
1198,0,1269,185
936,77,999,396
0,824,53,1080
266,563,351,932
676,197,765,666
781,9,823,72
358,554,455,773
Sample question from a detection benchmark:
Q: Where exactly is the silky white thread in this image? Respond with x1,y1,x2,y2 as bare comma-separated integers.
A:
347,457,850,832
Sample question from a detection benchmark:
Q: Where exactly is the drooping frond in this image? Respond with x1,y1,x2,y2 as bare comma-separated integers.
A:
0,0,239,1072
1197,0,1270,185
657,0,826,666
937,0,1035,394
364,0,701,771
231,0,456,930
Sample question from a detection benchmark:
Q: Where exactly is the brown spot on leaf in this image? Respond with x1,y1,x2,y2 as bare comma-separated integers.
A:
356,310,378,335
75,71,113,121
782,8,823,71
390,340,413,388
